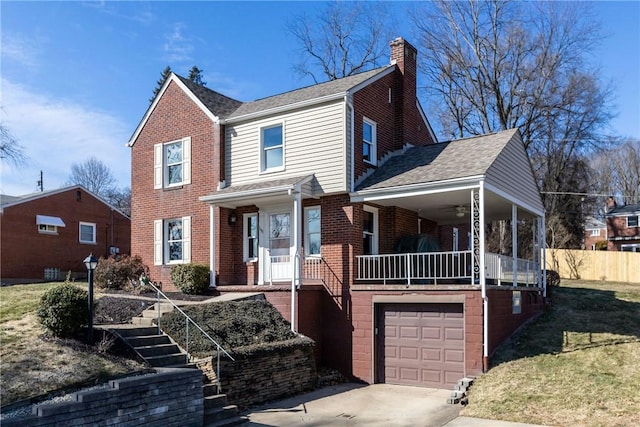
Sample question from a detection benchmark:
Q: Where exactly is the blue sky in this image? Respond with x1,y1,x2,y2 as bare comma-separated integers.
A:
1,1,638,196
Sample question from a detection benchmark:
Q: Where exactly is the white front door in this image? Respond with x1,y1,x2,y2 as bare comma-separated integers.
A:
261,211,292,284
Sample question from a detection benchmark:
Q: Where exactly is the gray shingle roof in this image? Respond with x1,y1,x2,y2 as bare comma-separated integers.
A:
175,75,243,119
356,129,518,191
225,66,392,120
607,204,640,216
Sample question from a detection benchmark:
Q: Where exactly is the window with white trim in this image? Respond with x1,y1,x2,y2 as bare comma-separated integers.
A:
244,213,258,262
79,222,96,244
261,124,284,171
305,207,321,256
38,224,58,234
153,217,191,265
363,205,378,255
154,137,191,189
36,215,65,235
627,215,639,227
621,244,640,252
363,117,377,165
589,229,600,236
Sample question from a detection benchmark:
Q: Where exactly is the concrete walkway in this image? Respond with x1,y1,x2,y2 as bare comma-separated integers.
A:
242,383,548,427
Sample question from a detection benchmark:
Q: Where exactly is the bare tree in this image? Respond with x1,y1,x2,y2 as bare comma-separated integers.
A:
67,157,117,196
413,0,614,248
288,1,393,83
105,187,131,217
0,122,27,166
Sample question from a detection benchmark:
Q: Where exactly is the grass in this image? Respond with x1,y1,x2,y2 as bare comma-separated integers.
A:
0,282,146,406
461,279,640,427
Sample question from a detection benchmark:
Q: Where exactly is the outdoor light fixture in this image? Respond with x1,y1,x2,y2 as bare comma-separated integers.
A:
456,206,468,218
84,253,98,344
228,211,237,226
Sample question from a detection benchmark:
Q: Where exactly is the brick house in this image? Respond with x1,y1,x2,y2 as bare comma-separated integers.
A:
605,199,640,252
128,38,546,388
0,185,131,282
583,216,607,250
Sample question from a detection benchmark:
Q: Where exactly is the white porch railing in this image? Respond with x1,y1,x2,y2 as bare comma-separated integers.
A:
268,255,324,284
355,251,540,286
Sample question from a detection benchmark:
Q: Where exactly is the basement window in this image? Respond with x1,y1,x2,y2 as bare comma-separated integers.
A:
512,291,522,314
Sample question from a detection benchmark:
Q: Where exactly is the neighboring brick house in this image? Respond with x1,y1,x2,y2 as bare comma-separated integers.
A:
128,38,546,388
605,200,640,252
584,216,607,250
0,185,131,282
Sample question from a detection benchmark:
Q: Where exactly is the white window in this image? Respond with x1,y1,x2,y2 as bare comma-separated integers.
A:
621,244,640,252
153,217,191,265
363,205,378,255
627,215,639,228
154,137,191,189
36,215,65,234
261,124,284,172
305,207,321,256
590,229,600,236
79,222,96,244
363,117,377,165
244,213,258,262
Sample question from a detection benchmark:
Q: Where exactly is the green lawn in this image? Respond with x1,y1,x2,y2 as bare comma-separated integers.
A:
462,279,640,427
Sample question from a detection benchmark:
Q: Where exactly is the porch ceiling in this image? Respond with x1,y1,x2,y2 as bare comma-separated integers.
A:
365,187,538,224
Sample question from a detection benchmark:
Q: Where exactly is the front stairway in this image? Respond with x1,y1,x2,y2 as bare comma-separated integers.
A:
107,302,247,426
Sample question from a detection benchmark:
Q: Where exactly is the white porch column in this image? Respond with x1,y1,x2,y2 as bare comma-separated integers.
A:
290,190,302,332
541,217,547,297
512,204,518,287
209,204,216,288
479,182,489,371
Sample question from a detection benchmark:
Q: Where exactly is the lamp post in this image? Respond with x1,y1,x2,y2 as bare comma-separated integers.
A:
84,253,98,344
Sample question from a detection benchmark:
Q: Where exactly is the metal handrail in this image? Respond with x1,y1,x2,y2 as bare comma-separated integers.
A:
140,276,234,393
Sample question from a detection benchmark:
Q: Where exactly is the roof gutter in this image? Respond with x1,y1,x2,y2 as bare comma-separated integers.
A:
350,175,484,202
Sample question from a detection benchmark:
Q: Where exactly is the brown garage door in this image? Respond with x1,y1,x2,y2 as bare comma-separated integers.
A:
379,303,464,388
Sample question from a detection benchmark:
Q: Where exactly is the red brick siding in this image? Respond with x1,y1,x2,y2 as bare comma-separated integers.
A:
1,188,130,279
607,216,640,250
486,288,544,354
584,227,606,250
130,81,219,291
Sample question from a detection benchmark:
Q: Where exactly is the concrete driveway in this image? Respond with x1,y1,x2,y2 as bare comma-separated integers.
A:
242,383,547,427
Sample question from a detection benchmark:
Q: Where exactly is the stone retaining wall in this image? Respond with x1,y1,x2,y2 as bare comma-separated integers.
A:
196,336,317,409
2,368,203,427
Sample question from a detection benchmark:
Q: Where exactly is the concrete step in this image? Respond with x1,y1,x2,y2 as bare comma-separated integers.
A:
134,343,182,358
145,353,188,367
204,394,227,410
204,405,239,423
202,383,222,397
142,308,174,318
111,326,159,337
131,316,155,326
126,334,172,347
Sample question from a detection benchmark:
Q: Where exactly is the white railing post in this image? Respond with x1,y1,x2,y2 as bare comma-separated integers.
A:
406,254,411,285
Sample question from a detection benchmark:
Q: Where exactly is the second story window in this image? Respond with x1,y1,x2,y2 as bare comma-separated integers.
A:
590,229,600,236
627,215,639,228
154,137,191,189
261,124,284,172
363,118,377,165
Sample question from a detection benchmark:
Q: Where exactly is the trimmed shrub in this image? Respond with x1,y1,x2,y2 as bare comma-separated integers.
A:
37,283,88,338
595,240,608,251
94,255,149,291
546,269,561,287
171,264,210,295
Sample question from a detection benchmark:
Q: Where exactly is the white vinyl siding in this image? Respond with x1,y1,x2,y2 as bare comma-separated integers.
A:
225,100,346,194
485,135,544,214
153,216,191,265
153,137,191,189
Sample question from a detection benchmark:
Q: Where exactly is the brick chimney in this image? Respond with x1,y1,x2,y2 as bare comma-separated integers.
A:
605,196,617,212
390,37,419,148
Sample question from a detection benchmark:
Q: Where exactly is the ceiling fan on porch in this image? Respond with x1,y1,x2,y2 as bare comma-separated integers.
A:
455,205,469,218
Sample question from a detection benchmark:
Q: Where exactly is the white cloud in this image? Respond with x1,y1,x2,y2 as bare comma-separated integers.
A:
0,34,42,70
163,22,193,63
0,78,131,196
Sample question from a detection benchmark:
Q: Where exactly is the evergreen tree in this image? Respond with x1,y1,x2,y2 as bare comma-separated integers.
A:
188,66,206,86
149,65,172,103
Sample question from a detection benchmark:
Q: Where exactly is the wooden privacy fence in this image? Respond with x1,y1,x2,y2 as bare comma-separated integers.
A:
545,249,640,283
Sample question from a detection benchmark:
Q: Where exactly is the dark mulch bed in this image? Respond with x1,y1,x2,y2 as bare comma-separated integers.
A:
94,296,154,324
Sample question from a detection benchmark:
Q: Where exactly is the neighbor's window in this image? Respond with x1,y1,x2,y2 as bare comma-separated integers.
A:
590,229,600,236
305,207,321,256
627,215,639,227
154,137,191,189
363,205,378,255
153,217,191,265
244,213,258,261
261,124,284,171
39,224,58,234
363,117,377,165
79,222,96,244
36,215,65,234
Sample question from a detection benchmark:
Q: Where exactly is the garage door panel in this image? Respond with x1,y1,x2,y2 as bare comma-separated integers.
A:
381,303,464,388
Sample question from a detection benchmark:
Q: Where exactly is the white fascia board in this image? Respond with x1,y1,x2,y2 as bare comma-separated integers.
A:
127,74,219,147
199,184,295,204
347,66,395,94
221,93,345,124
350,176,483,203
484,182,545,217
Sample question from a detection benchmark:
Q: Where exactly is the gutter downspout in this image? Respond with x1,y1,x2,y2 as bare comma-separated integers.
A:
290,187,302,333
480,181,489,372
209,205,216,288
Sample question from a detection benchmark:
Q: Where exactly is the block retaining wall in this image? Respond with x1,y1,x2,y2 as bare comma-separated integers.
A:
196,337,317,410
2,368,203,427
